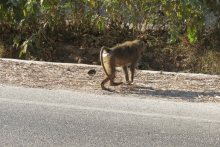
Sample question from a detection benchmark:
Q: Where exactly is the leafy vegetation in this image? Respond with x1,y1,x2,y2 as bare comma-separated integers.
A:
0,0,220,74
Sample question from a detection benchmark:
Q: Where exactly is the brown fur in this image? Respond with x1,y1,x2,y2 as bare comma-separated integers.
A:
100,39,145,90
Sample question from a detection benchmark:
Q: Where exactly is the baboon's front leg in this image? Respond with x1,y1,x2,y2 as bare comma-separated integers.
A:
122,66,129,83
130,60,139,83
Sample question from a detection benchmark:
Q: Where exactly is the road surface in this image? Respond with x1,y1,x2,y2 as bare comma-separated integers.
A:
1,86,220,146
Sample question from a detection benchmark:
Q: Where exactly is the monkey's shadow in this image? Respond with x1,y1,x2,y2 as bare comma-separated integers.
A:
119,84,219,101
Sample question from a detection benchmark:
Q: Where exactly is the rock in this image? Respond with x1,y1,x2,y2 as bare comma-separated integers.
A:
88,69,96,75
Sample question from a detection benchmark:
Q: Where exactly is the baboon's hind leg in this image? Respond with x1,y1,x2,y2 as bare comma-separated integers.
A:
122,65,129,84
101,75,110,90
109,73,123,86
101,75,122,90
110,80,123,86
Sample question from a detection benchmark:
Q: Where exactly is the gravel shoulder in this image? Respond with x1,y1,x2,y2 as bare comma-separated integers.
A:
1,58,220,103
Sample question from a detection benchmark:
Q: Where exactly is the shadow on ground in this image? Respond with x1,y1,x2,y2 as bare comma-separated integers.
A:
105,84,219,102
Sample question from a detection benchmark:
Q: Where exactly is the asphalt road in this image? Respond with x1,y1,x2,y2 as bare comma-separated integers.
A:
1,86,220,147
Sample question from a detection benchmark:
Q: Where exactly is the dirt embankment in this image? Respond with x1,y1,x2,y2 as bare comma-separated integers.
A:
1,58,220,103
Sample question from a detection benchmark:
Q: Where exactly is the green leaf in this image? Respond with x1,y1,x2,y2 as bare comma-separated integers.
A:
90,0,95,8
32,2,39,13
13,6,25,23
164,3,172,12
132,16,138,27
102,20,105,30
187,21,198,43
107,5,112,13
19,49,24,58
12,2,17,7
13,35,21,48
98,21,101,30
126,0,131,10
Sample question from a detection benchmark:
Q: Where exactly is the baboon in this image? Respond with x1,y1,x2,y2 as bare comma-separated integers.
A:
100,39,145,90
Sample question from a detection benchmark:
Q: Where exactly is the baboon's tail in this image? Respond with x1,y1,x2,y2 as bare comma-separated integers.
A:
100,46,111,79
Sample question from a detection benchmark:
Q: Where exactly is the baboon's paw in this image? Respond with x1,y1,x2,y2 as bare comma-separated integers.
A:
101,86,108,90
125,81,133,85
101,87,113,92
110,82,123,86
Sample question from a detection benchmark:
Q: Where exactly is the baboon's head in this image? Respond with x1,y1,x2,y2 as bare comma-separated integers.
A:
135,40,146,54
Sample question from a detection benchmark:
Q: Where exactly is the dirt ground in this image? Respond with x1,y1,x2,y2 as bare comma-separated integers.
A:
1,58,220,103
